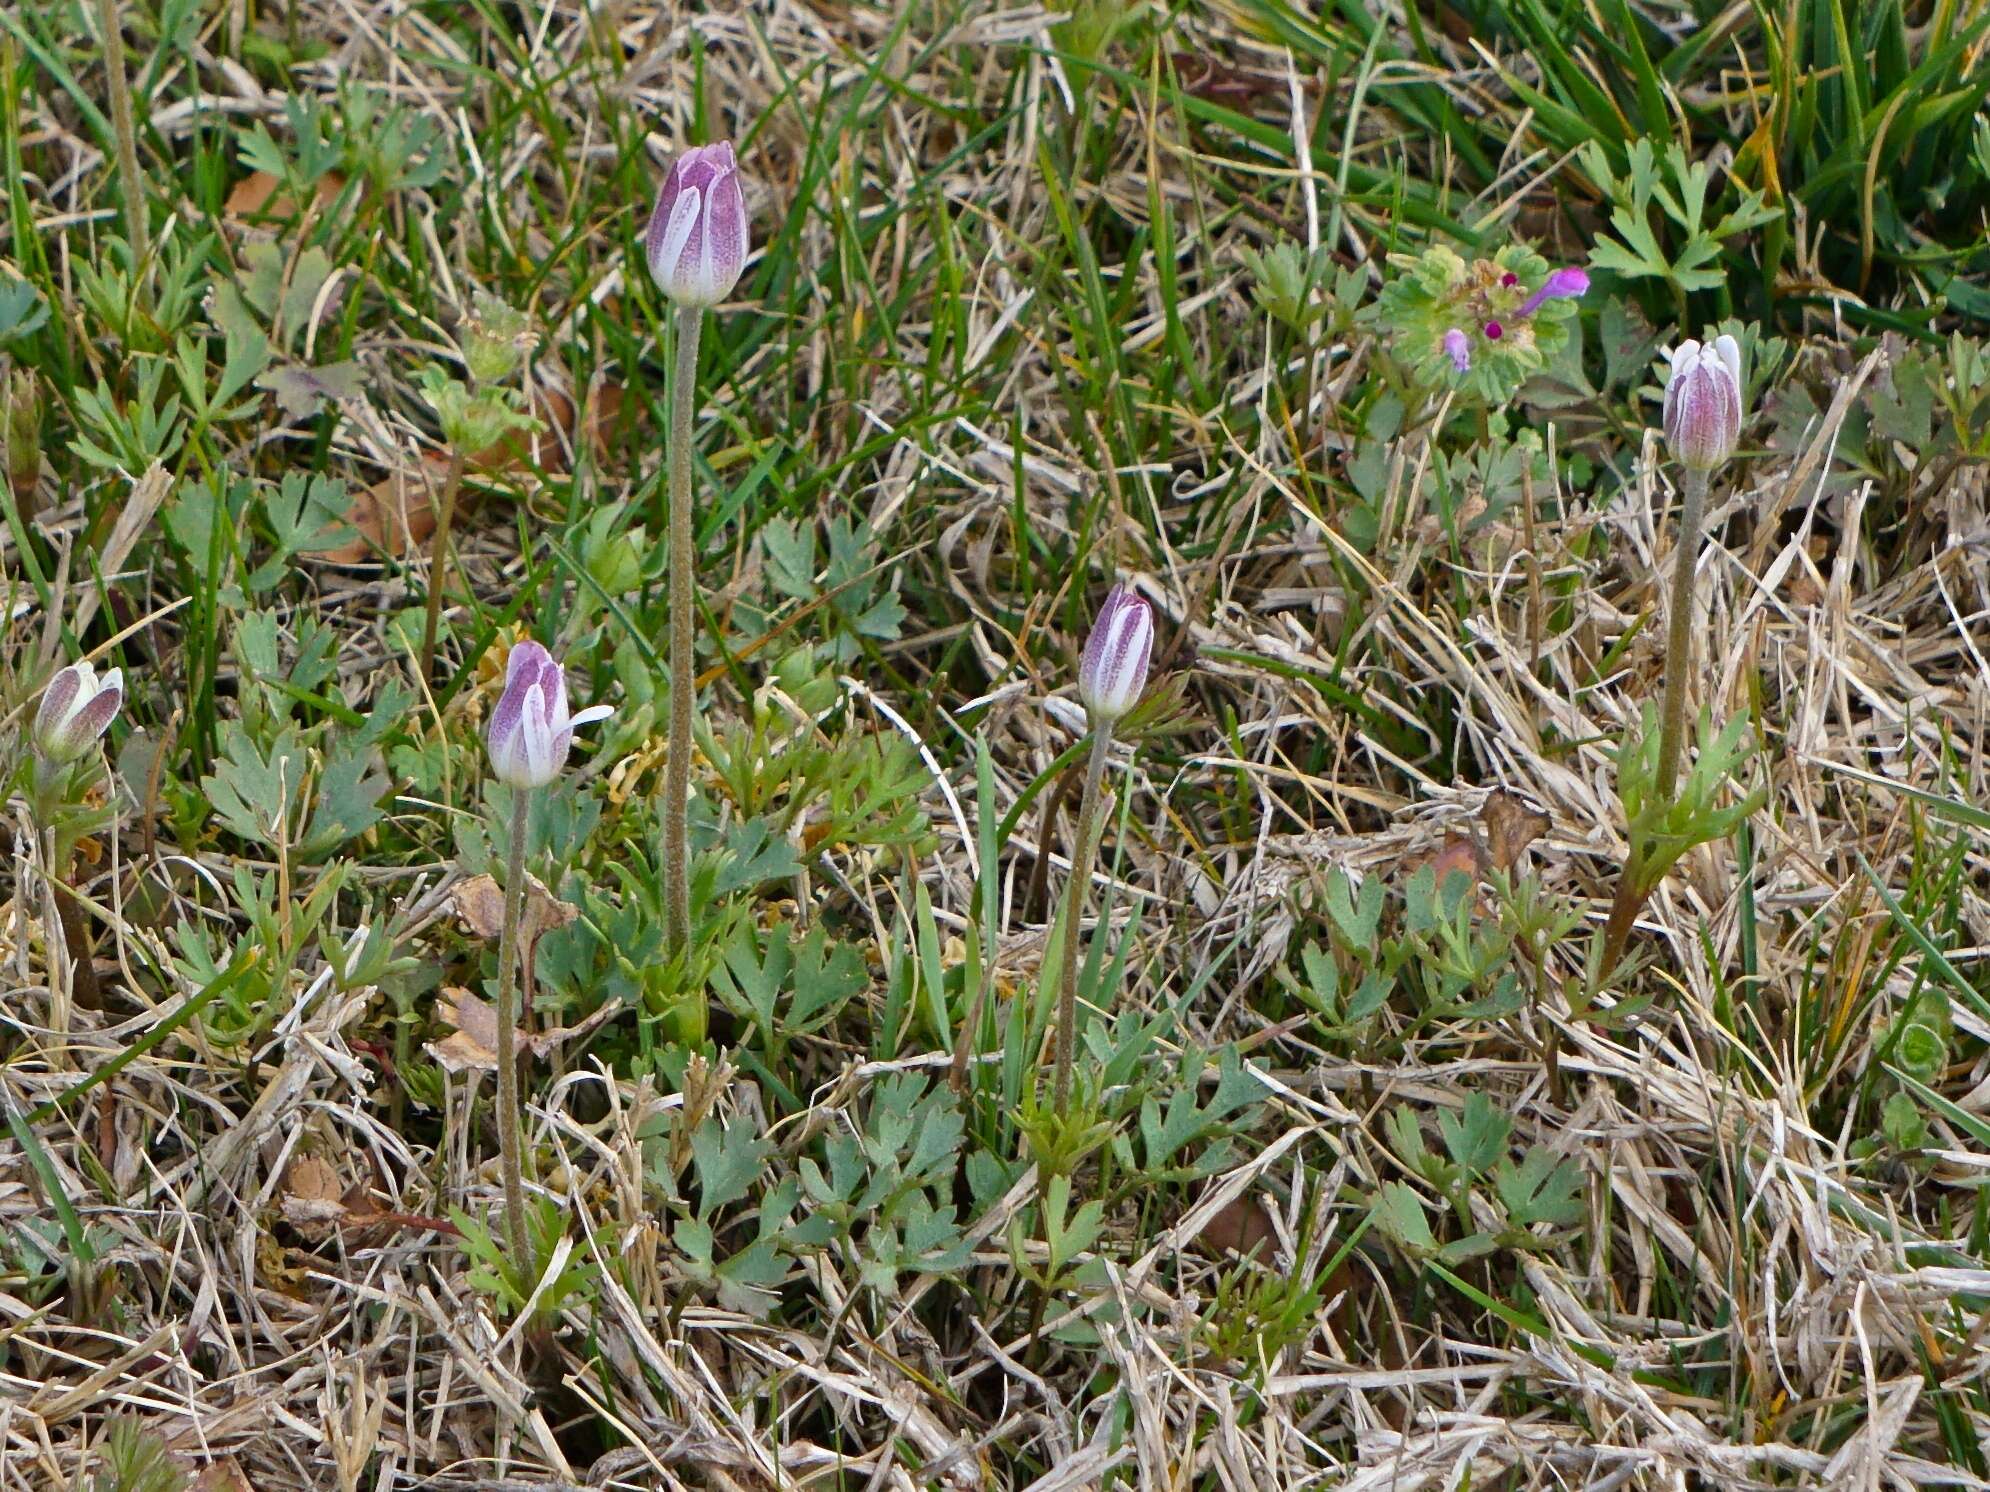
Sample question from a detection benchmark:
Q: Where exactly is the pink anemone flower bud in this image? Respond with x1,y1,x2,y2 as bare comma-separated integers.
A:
1662,335,1744,472
486,641,613,789
1077,582,1155,727
33,661,122,764
645,141,749,310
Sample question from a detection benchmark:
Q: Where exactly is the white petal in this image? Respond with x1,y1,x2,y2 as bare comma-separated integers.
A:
654,185,702,291
568,704,613,728
1713,333,1742,389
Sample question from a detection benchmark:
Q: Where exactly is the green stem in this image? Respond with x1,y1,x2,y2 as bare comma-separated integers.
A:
493,788,532,1267
1052,727,1113,1111
665,305,703,955
1654,465,1708,803
93,0,148,277
417,450,467,683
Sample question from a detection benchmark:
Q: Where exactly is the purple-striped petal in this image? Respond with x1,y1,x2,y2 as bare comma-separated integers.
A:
1077,582,1155,725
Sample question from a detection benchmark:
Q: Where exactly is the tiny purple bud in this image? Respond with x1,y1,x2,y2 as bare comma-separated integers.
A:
1077,582,1154,726
645,141,749,310
1661,334,1744,471
1443,328,1472,374
1516,267,1590,318
486,640,613,789
1500,272,1519,287
1482,320,1503,341
33,661,122,764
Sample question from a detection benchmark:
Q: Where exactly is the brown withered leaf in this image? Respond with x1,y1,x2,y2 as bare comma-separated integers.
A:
224,168,347,224
281,1155,350,1238
1424,835,1484,887
1407,789,1550,888
428,987,616,1074
1198,1195,1279,1259
322,457,445,563
193,1456,256,1492
1481,789,1550,875
450,871,577,944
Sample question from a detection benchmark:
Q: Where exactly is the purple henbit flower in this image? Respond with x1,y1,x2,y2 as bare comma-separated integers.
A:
34,661,123,764
1443,328,1472,374
486,640,613,789
1482,320,1503,341
1077,582,1155,726
1662,335,1744,472
645,141,749,309
1516,266,1590,318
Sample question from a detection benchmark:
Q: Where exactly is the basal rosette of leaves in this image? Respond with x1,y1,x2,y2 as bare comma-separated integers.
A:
1371,244,1583,404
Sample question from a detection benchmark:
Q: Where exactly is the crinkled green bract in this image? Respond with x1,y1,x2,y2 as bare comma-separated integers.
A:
1371,244,1583,404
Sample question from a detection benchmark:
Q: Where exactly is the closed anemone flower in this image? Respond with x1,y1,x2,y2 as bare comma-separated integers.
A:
645,141,749,309
486,640,613,789
1662,335,1743,471
1077,582,1155,726
34,661,122,763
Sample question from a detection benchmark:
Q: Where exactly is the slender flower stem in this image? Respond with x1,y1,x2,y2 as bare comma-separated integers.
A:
94,0,148,277
1053,727,1113,1111
418,450,468,683
493,788,532,1267
1655,465,1708,802
664,304,703,955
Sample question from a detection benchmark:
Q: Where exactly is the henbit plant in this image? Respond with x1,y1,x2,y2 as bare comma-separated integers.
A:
416,293,539,682
482,640,611,1264
1368,244,1588,405
645,141,749,960
1052,581,1154,1111
23,661,123,1027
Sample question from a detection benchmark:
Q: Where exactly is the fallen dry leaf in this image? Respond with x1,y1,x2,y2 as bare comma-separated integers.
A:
1423,834,1483,887
224,168,347,224
1198,1194,1279,1259
322,457,445,563
428,987,616,1074
1482,788,1550,875
281,1154,349,1237
450,871,578,944
1406,789,1549,888
193,1455,256,1492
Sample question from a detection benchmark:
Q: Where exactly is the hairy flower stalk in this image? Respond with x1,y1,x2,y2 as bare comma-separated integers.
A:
484,641,610,1263
1053,583,1153,1110
646,141,747,954
1655,335,1742,798
94,0,147,279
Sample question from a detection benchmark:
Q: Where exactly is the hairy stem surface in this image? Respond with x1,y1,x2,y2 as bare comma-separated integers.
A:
1053,727,1113,1110
665,305,704,954
494,788,532,1266
95,0,148,275
1655,465,1708,802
